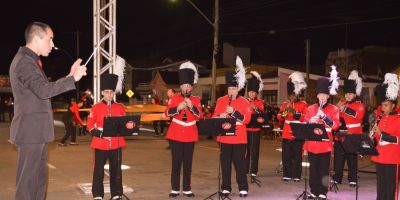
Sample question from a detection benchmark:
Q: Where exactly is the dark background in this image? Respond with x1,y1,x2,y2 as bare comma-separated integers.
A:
1,0,400,89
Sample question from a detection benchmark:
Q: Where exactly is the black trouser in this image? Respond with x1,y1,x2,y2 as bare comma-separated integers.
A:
333,141,358,183
376,163,400,200
153,120,165,135
60,119,76,144
308,152,330,197
221,143,248,192
170,140,195,191
282,139,304,179
0,110,4,122
246,131,261,175
92,149,123,198
15,144,48,200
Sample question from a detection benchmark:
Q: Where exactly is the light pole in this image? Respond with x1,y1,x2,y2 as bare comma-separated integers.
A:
171,0,219,105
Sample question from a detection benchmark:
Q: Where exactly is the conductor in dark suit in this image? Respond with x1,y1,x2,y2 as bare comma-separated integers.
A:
9,22,87,200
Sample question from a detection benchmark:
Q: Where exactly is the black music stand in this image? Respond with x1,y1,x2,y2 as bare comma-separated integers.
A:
246,113,270,187
198,118,236,200
248,113,270,129
103,115,141,137
102,115,141,200
335,133,378,200
290,123,329,200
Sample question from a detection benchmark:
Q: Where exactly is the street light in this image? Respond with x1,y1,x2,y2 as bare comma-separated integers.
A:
170,0,219,105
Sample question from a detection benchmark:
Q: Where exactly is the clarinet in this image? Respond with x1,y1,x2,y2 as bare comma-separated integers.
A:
369,112,384,139
226,95,232,116
182,92,188,121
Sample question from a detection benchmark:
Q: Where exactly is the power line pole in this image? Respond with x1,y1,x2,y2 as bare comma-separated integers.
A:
210,0,219,106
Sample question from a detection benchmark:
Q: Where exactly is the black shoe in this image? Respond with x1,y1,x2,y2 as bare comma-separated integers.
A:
220,190,230,197
169,191,180,198
111,196,123,200
306,194,317,199
58,143,67,147
349,182,357,187
182,191,195,197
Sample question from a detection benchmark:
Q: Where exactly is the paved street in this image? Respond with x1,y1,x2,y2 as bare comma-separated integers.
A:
0,119,378,200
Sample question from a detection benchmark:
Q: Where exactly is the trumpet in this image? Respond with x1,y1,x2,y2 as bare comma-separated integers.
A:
369,113,383,139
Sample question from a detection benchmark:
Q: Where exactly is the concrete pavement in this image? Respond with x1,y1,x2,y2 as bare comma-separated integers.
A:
0,120,379,200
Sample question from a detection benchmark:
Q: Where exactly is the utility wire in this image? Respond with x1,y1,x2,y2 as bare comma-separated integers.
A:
221,15,400,36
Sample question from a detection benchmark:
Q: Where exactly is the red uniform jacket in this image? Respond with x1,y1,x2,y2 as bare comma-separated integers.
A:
165,94,202,142
339,100,365,134
371,112,400,164
303,103,340,154
246,98,265,132
213,95,252,144
277,100,308,140
70,103,84,125
87,101,127,150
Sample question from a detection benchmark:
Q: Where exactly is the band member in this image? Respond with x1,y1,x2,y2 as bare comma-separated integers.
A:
332,70,365,187
165,61,202,198
371,73,400,200
59,99,85,146
245,71,265,178
277,71,308,182
87,74,126,200
213,56,252,198
304,66,341,200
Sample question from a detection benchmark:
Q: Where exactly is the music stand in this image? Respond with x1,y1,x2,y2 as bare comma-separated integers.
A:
335,133,378,200
248,113,270,129
102,115,141,200
290,123,329,200
103,115,141,137
198,118,237,200
246,113,270,187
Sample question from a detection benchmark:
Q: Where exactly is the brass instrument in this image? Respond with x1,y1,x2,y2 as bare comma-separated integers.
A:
281,101,295,118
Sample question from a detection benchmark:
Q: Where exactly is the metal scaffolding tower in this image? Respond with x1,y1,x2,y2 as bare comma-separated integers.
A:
93,0,117,103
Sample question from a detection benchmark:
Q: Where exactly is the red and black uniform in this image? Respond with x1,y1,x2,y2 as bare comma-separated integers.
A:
60,103,84,144
371,112,400,200
277,100,308,180
165,94,202,192
304,103,340,197
333,100,365,184
245,98,265,175
87,100,126,198
213,95,252,193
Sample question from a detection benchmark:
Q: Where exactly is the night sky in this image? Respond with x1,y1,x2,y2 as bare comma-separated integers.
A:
1,0,400,87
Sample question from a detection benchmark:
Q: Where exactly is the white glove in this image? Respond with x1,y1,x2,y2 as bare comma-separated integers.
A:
316,109,326,119
220,113,228,118
309,116,320,124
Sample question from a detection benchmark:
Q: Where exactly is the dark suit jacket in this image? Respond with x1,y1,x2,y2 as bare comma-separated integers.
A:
9,47,76,144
